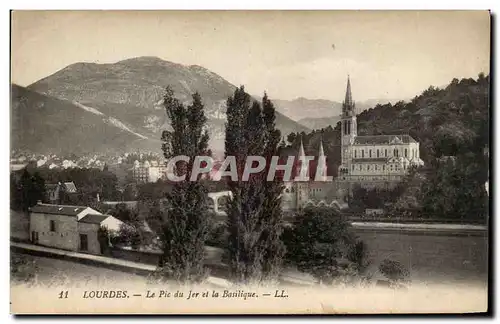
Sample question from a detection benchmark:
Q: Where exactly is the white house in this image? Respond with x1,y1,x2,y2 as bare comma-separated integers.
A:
29,202,124,255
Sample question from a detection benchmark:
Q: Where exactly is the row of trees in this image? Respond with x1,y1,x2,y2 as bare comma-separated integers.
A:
151,86,366,285
10,167,121,212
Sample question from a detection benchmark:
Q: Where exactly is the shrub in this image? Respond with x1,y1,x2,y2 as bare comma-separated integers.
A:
284,206,368,285
378,259,410,284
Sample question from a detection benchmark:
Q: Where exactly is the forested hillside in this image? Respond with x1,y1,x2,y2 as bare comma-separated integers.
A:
283,74,489,221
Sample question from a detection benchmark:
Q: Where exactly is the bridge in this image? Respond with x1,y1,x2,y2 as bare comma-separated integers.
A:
207,190,233,214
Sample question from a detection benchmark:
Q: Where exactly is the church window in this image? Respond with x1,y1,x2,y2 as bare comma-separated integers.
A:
405,148,408,157
377,149,380,158
369,150,372,158
347,121,351,134
361,150,364,158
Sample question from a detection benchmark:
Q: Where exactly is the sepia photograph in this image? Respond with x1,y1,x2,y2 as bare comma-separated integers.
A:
9,10,490,315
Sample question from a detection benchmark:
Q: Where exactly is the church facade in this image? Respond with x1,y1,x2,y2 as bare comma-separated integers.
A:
281,76,424,212
337,76,424,188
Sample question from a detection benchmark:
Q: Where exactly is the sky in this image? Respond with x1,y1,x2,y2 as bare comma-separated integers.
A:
11,10,490,101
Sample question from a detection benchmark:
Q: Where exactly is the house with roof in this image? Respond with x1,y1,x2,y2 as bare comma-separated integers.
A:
45,181,78,204
29,202,124,255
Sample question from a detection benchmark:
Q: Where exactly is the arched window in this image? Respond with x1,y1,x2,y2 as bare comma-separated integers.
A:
394,149,398,157
359,165,362,171
385,149,388,157
377,149,380,158
367,165,370,170
354,150,357,158
375,165,378,171
361,150,364,158
352,165,355,171
404,148,408,157
382,165,385,171
369,149,372,158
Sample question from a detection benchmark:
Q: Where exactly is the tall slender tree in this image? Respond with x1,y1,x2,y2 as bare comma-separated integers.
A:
225,86,268,284
260,93,286,280
159,87,212,283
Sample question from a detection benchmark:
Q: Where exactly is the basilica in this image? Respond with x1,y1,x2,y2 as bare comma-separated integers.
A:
281,76,424,211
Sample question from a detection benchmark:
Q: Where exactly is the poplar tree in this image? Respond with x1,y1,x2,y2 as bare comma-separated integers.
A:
260,93,286,280
225,86,267,284
159,87,211,283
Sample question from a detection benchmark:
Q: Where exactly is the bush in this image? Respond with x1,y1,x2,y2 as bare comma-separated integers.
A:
284,206,368,285
378,259,410,285
206,221,228,248
113,223,142,249
11,253,39,284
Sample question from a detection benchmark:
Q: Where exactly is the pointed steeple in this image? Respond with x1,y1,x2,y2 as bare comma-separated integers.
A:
315,140,328,182
318,140,325,159
342,75,355,115
298,137,306,159
295,136,309,181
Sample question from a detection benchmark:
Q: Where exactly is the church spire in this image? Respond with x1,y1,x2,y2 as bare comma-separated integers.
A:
298,137,306,159
318,140,325,159
343,75,355,114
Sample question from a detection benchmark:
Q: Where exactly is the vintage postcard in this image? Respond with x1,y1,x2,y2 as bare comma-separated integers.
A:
10,10,490,314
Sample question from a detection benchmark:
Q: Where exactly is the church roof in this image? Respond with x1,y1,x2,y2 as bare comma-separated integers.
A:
353,135,417,145
352,158,389,163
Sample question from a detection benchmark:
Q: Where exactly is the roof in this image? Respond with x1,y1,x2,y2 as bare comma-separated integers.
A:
45,183,59,190
63,182,77,193
353,135,417,145
78,214,109,224
10,164,27,172
352,158,388,163
30,203,88,216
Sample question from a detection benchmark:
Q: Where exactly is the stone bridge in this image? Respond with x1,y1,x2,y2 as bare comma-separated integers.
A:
207,191,233,214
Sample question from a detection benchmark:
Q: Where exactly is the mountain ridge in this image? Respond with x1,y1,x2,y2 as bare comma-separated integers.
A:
23,57,310,154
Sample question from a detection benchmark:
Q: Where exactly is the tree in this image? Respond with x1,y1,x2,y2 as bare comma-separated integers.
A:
260,93,286,280
225,86,268,284
284,206,366,285
158,87,212,283
15,170,46,212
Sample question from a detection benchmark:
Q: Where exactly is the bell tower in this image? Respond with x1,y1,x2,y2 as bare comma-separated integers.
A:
340,75,357,168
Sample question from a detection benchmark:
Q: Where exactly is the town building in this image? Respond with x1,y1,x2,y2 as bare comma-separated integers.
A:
29,202,124,255
281,76,425,211
45,181,78,204
337,76,424,188
131,160,170,183
281,140,346,212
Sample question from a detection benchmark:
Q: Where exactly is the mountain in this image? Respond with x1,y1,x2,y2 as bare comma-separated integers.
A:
27,56,309,154
11,84,161,155
273,97,407,124
297,116,341,130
